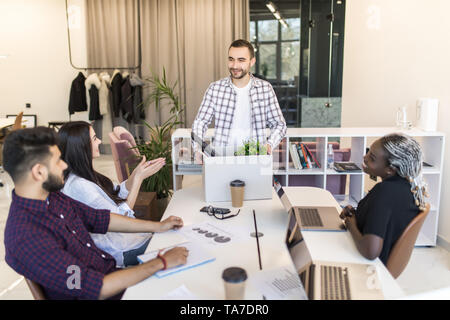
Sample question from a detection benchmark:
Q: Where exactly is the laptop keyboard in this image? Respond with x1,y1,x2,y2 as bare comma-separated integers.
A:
299,208,324,227
321,265,351,300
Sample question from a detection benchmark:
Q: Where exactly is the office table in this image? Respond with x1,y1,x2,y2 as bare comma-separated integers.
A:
122,186,405,300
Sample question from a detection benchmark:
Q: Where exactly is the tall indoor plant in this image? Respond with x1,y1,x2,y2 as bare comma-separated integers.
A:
134,68,184,213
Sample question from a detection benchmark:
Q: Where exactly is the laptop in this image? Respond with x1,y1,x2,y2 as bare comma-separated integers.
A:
285,211,384,300
274,180,345,231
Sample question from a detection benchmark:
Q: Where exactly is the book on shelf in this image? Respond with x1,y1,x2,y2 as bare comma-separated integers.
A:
302,143,321,168
290,143,302,169
177,160,202,172
333,162,361,172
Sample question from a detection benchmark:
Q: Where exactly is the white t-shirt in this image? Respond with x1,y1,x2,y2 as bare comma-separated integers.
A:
228,79,252,149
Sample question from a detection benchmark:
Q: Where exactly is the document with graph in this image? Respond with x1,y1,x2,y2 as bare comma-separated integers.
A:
249,266,308,300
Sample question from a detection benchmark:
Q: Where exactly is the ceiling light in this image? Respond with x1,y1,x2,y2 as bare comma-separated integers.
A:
274,12,281,20
266,2,276,13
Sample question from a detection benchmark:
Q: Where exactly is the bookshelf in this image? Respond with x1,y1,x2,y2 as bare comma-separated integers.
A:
171,127,445,246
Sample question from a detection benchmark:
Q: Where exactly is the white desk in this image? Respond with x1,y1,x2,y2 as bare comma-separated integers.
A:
122,186,405,300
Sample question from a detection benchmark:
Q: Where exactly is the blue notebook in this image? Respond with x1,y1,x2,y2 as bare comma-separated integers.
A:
137,241,216,278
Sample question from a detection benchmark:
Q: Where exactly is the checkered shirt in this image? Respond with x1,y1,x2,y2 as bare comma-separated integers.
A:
192,74,287,151
4,190,117,300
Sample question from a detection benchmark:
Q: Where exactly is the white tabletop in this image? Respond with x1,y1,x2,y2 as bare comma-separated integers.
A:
122,186,405,300
123,186,296,300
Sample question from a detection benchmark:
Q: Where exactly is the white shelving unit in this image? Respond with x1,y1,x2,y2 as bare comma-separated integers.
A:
171,127,445,246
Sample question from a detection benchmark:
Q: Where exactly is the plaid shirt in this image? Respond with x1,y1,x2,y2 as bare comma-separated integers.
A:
192,74,287,151
4,190,117,300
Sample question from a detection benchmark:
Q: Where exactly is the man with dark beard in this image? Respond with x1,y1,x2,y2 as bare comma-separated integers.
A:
2,127,188,299
192,39,286,163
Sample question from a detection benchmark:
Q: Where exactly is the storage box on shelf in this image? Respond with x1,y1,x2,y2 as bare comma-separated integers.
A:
171,127,445,246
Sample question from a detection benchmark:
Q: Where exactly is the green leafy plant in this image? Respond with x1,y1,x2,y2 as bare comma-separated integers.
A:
234,140,268,156
134,68,184,199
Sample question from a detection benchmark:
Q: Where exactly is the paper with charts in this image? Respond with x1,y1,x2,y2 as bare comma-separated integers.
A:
137,241,215,278
178,221,245,247
249,267,308,300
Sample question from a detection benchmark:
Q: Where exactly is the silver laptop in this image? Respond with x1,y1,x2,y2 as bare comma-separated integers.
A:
285,211,384,300
274,180,345,232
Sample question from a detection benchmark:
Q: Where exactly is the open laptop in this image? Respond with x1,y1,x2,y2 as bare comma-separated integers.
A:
274,180,345,231
285,211,384,300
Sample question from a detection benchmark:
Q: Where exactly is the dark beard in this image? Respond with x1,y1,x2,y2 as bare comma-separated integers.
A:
229,68,248,80
42,173,65,193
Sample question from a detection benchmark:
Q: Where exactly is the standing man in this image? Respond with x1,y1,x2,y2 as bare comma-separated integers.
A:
192,39,286,162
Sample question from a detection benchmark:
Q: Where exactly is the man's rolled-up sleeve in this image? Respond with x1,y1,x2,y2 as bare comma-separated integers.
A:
192,84,215,152
265,85,287,149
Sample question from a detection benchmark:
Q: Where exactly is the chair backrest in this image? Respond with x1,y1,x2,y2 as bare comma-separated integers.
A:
109,130,140,182
386,203,430,279
25,278,46,300
12,112,23,131
113,126,139,154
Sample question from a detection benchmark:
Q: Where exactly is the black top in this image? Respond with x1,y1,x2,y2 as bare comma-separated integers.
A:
356,174,419,265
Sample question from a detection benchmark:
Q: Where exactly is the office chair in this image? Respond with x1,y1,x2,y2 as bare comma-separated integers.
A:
386,203,430,279
109,126,141,182
25,278,46,300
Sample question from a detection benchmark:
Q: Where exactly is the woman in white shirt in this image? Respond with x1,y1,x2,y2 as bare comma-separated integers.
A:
58,121,170,267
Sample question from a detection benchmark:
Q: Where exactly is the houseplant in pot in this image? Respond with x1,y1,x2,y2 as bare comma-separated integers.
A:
134,68,184,217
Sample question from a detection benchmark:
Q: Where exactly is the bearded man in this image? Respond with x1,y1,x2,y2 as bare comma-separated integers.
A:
192,39,287,162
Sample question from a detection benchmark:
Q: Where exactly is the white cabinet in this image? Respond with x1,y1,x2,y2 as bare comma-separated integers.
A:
171,127,445,246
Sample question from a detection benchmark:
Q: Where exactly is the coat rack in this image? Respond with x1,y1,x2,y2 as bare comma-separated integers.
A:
64,0,142,76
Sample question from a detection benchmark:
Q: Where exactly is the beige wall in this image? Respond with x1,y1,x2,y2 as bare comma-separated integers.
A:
0,0,89,125
342,0,450,248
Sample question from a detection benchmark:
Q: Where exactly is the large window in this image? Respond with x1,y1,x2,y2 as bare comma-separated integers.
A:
250,18,300,83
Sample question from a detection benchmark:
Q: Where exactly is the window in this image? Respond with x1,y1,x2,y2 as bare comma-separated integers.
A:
251,17,300,83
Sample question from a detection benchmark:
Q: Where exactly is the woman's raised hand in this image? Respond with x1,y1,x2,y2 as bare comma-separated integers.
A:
134,156,166,181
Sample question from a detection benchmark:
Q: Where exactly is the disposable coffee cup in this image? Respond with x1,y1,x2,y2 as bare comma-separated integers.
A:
230,180,245,208
222,267,247,300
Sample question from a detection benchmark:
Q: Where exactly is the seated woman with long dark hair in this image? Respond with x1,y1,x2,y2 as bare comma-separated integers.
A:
58,121,167,267
340,133,428,265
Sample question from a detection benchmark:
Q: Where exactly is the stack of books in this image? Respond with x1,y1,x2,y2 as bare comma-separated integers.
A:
289,142,321,169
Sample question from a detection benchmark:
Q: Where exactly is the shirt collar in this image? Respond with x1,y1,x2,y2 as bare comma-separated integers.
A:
226,73,261,90
12,189,50,215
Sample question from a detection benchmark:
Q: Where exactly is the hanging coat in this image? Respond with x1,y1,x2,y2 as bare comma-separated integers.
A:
99,72,111,116
85,73,102,121
130,73,146,123
68,72,88,115
110,69,123,117
120,76,134,123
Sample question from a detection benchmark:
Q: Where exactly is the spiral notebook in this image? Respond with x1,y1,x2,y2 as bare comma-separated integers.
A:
137,241,216,278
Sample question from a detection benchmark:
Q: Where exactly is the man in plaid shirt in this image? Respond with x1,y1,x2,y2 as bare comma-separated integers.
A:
3,127,188,299
192,39,286,161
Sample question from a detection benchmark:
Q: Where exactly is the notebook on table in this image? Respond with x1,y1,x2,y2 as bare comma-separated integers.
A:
138,241,216,278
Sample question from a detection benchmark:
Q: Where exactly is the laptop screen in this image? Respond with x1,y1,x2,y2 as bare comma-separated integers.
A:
274,179,292,213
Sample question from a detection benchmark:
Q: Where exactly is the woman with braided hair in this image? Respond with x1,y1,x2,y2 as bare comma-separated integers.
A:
340,133,428,265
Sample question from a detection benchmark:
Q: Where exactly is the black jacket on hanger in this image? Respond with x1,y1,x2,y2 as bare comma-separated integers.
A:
120,76,134,123
68,72,88,115
110,72,123,117
130,74,145,123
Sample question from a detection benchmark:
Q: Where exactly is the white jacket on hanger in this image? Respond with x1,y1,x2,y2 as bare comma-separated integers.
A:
99,72,111,115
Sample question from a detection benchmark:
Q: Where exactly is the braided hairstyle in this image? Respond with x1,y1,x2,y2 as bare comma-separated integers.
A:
379,133,428,210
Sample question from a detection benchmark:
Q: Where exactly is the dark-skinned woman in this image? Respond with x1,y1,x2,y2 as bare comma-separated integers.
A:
340,133,428,265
